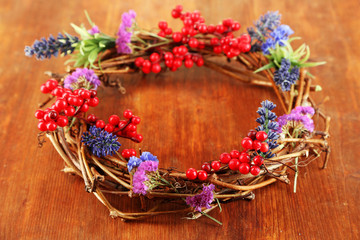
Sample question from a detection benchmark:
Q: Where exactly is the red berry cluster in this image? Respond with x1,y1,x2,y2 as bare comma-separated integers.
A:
185,130,269,181
135,5,250,74
121,148,137,158
35,79,99,131
86,109,143,143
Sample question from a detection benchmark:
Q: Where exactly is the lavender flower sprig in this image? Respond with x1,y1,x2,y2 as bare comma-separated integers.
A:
24,33,79,60
273,58,300,91
81,126,121,157
255,100,279,158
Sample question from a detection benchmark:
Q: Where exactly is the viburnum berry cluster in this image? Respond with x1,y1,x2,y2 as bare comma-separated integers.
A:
185,130,270,181
35,79,99,131
135,5,251,74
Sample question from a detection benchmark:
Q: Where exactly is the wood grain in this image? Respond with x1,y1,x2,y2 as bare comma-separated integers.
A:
0,0,359,239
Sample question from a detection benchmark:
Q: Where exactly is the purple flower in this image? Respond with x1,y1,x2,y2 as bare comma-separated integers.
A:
88,25,100,35
64,68,101,90
127,151,159,173
116,10,136,54
132,160,159,195
277,106,315,133
186,184,215,212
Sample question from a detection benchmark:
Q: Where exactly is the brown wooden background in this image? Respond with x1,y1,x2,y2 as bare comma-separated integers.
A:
0,0,359,239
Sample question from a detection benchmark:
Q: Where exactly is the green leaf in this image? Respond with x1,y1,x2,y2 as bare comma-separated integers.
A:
299,61,326,67
254,62,275,73
70,23,92,40
88,49,99,64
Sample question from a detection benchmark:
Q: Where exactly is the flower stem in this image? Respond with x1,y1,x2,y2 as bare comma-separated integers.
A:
200,211,222,225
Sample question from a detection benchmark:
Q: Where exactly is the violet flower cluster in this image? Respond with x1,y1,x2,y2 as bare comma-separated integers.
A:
81,126,121,157
277,106,315,133
132,160,159,195
64,68,101,90
127,151,159,172
274,58,300,91
116,10,136,54
186,184,215,212
24,33,79,60
247,11,281,51
261,24,294,55
256,100,279,158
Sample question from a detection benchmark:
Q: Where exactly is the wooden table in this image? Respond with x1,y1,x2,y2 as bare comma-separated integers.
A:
0,0,359,239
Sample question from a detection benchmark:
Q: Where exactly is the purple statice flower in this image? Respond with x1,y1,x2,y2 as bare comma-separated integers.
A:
256,100,279,158
186,184,215,212
64,68,101,90
261,24,294,55
81,126,121,157
127,151,159,173
274,58,300,91
88,25,100,35
24,33,79,60
116,10,136,54
132,160,159,195
247,11,281,51
277,106,315,133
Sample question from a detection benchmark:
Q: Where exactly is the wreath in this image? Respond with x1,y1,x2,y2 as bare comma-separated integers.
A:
26,6,330,224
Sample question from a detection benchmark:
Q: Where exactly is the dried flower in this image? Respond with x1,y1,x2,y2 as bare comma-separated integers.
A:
277,106,315,134
81,126,121,157
132,160,159,195
88,25,100,35
24,33,79,60
186,184,215,212
256,100,279,158
261,25,294,55
64,68,100,90
116,10,136,54
127,151,159,173
273,58,300,91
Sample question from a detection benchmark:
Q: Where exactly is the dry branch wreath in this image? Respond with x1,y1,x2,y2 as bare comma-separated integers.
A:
26,6,330,224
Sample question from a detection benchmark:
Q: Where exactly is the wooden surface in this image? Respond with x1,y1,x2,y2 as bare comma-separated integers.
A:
0,0,359,239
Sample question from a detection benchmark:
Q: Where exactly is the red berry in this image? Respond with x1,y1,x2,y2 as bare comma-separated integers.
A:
109,115,120,126
164,28,172,35
252,140,262,151
229,159,240,171
52,87,63,97
123,109,133,119
54,99,67,111
35,110,45,119
150,53,160,62
142,67,151,74
96,120,105,129
79,103,89,112
56,116,68,127
164,52,174,60
253,156,264,166
158,20,168,30
240,34,251,43
37,121,47,131
178,46,188,55
184,59,193,68
48,111,58,120
201,162,211,173
211,161,221,171
250,165,261,176
220,152,231,164
104,124,114,133
135,57,144,67
213,46,222,54
86,96,98,106
198,24,207,33
151,64,161,73
197,170,208,181
121,149,131,158
171,9,181,18
239,152,250,163
215,25,225,33
45,79,58,90
40,84,50,94
231,22,241,31
175,5,183,12
239,163,251,174
241,137,253,149
230,150,240,159
172,32,182,42
64,106,75,116
134,134,143,143
186,168,197,180
188,38,199,48
196,58,204,67
207,24,215,33
89,90,97,98
80,89,91,99
118,120,127,129
247,130,257,140
260,142,269,153
142,60,151,68
126,123,137,132
256,131,268,141
87,114,97,123
46,121,57,131
131,116,141,125
128,149,136,157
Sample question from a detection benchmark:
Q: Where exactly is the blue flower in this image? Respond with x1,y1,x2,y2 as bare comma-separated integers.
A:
261,24,294,55
81,126,121,157
126,151,159,173
256,100,279,158
274,59,300,91
140,151,158,162
24,33,79,60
